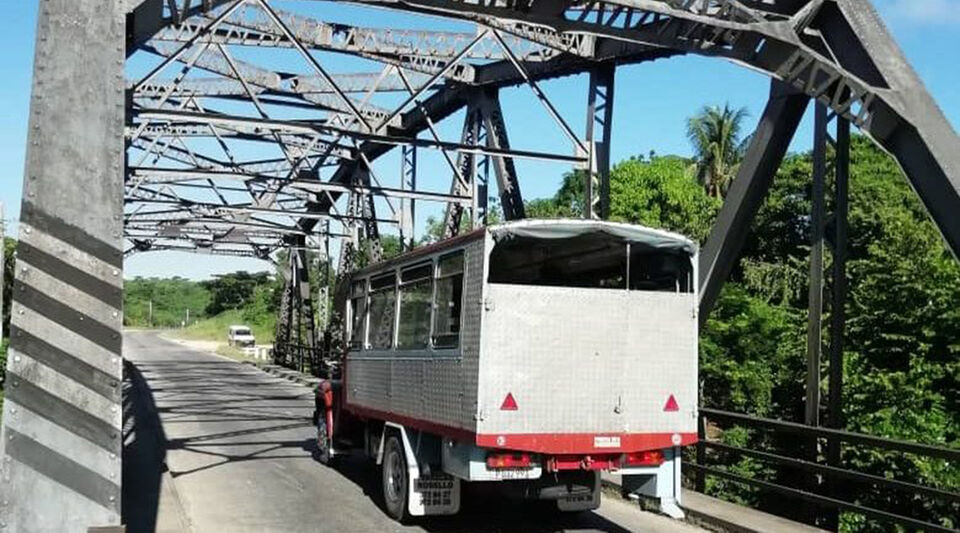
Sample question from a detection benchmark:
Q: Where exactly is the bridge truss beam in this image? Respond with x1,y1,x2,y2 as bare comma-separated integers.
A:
1,0,958,531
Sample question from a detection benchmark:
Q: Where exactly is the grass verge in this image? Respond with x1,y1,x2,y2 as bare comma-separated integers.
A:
169,309,275,344
215,344,259,363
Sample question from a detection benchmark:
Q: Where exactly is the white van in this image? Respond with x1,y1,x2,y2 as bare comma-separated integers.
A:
227,325,256,347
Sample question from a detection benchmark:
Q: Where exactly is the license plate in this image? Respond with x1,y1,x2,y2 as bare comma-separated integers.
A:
594,436,621,448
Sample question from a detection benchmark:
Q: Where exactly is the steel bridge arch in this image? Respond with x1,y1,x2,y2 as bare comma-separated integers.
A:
2,1,958,531
198,0,959,304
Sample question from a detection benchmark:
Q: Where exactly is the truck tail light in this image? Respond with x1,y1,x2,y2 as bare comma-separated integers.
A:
486,452,533,469
622,450,664,467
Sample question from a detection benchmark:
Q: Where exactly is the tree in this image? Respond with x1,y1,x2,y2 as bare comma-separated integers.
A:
609,155,721,243
123,277,211,328
686,104,750,198
715,136,960,530
201,271,273,316
2,237,15,339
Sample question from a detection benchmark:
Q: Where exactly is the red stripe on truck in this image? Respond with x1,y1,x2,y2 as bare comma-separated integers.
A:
476,432,698,454
345,402,697,454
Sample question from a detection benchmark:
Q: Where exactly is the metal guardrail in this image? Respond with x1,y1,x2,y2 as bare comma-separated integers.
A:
272,342,339,379
272,342,317,374
694,407,959,532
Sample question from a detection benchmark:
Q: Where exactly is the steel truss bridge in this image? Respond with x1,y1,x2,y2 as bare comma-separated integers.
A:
0,0,958,531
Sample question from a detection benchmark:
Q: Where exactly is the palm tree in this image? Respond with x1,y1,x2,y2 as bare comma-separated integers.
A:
686,104,750,198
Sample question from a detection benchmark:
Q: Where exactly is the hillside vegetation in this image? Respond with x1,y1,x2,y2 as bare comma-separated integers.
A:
124,271,279,344
178,308,276,345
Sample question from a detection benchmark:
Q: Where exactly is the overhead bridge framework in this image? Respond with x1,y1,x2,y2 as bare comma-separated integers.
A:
1,0,958,531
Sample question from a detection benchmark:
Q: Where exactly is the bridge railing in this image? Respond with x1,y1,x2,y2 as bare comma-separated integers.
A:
691,407,959,533
272,340,338,379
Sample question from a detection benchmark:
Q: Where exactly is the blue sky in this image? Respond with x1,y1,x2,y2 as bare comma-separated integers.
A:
1,0,958,280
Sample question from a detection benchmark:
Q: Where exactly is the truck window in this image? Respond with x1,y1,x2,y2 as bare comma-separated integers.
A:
368,272,397,350
433,252,464,349
628,250,693,292
488,233,692,293
397,263,432,350
349,279,367,350
488,233,625,289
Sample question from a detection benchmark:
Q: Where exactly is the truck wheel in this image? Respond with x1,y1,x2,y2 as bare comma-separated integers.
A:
382,434,409,521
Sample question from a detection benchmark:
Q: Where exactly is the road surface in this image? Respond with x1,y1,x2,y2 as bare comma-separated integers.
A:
122,331,704,533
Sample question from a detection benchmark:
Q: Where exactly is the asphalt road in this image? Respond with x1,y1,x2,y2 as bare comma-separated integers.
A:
122,331,703,533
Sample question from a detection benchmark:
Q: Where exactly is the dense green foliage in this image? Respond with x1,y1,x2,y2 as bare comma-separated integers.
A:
527,155,721,242
0,337,6,415
124,277,211,328
1,238,14,417
2,237,14,338
524,135,958,530
701,139,958,530
179,308,276,345
687,104,750,198
201,271,272,316
125,270,279,342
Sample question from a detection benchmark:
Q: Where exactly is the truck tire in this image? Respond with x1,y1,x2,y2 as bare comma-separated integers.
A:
382,434,409,521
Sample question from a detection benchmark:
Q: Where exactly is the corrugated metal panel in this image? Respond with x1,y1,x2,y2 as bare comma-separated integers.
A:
456,237,486,431
477,284,698,436
391,359,423,418
346,358,391,413
345,234,488,435
423,359,463,428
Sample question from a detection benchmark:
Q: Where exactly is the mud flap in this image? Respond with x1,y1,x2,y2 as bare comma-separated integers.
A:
620,447,685,519
557,472,601,512
383,422,461,516
412,472,461,516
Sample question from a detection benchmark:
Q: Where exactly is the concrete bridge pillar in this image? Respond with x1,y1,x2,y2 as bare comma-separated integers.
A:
0,0,126,531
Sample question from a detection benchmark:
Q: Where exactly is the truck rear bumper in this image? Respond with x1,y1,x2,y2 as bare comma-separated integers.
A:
475,431,697,455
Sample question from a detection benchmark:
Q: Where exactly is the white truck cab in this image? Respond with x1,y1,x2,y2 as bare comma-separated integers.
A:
227,325,255,347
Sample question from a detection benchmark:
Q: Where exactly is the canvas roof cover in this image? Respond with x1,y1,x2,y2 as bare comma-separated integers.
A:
488,219,697,255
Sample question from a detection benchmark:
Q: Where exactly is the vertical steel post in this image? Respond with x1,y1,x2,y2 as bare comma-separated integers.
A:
695,412,707,493
476,118,490,226
481,89,523,222
584,65,614,220
400,145,417,250
825,116,850,531
806,103,827,429
804,103,829,526
828,118,850,438
0,1,126,530
294,247,317,375
444,99,480,237
318,222,330,331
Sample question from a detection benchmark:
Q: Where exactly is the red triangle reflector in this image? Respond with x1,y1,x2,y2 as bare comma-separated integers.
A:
664,394,679,412
500,393,518,411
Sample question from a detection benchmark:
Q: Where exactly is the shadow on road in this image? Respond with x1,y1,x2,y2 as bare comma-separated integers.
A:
326,453,635,533
122,340,648,533
122,360,167,533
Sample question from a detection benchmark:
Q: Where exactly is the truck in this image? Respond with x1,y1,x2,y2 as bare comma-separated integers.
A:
313,219,698,521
